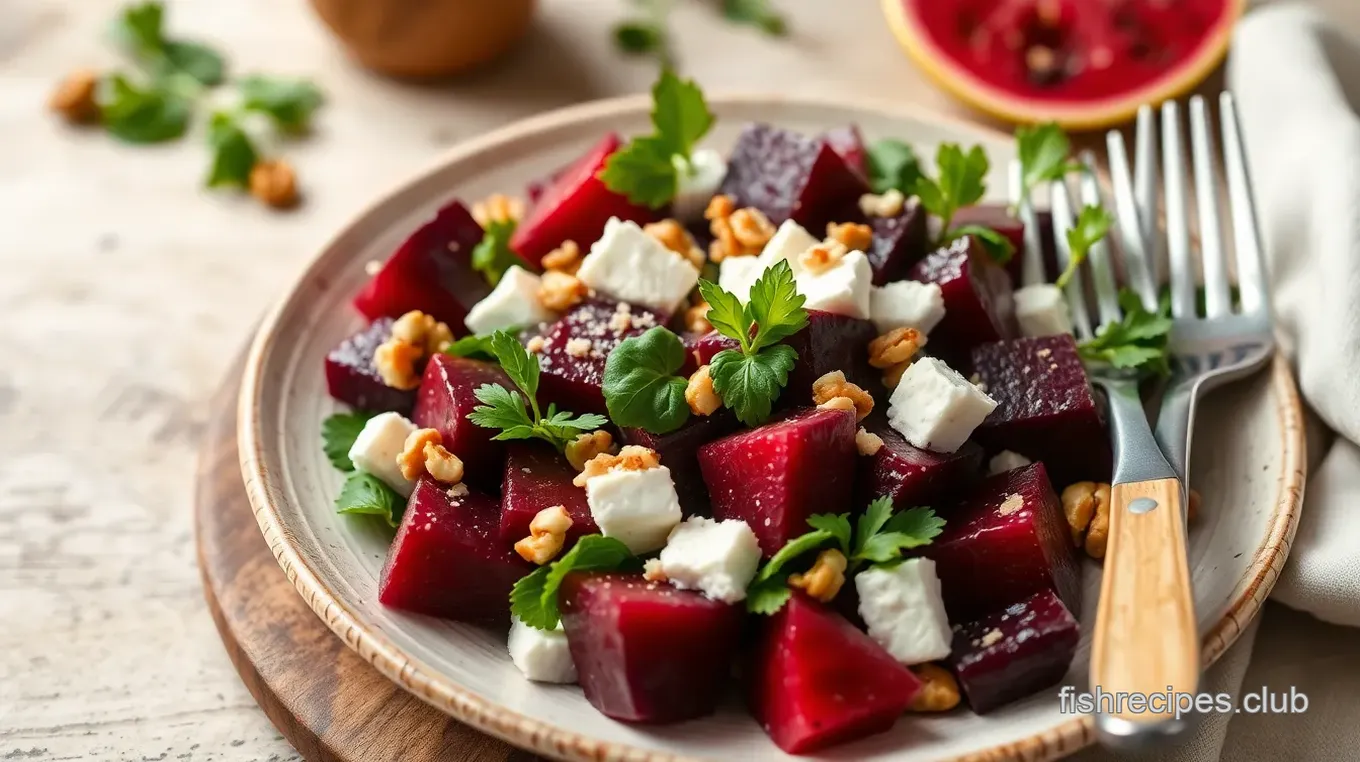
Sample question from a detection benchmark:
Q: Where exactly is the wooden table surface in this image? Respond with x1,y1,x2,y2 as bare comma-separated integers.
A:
2,1,1358,760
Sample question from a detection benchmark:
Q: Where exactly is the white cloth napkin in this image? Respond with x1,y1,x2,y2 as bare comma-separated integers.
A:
1077,4,1360,760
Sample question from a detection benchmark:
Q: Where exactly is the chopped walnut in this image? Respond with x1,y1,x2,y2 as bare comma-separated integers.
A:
868,326,926,369
538,270,587,311
818,396,857,414
471,193,524,227
397,429,443,481
858,188,906,218
908,664,962,712
685,365,722,416
49,69,100,124
685,301,713,334
565,337,592,358
788,549,847,602
882,360,911,389
572,445,661,488
811,370,874,421
391,310,454,355
525,335,546,354
542,240,582,274
855,427,884,456
514,505,573,565
565,430,615,472
1061,481,1112,559
705,194,772,262
643,558,668,582
423,442,465,485
826,221,874,252
249,160,299,209
644,219,705,270
730,207,776,248
799,241,849,275
374,337,424,390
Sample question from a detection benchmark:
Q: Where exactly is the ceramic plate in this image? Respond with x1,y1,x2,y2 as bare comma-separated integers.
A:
238,94,1305,761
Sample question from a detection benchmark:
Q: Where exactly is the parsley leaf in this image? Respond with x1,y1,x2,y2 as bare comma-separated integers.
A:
745,581,793,615
598,69,714,208
238,75,325,132
1055,204,1114,289
709,346,797,427
162,41,226,86
1016,122,1084,205
205,111,258,188
443,332,506,362
865,139,922,195
1078,289,1173,378
467,331,607,450
913,143,990,237
948,223,1015,265
511,535,636,630
470,218,529,287
856,506,947,564
747,259,809,349
335,471,405,528
806,513,852,554
597,136,679,209
97,73,191,144
613,21,667,56
696,277,754,352
744,513,846,615
111,2,165,58
650,70,714,160
112,2,225,85
722,0,788,35
321,411,377,472
603,326,692,434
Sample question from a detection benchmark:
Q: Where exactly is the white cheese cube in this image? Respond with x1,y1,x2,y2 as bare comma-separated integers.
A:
463,265,556,336
870,280,946,335
795,249,872,319
347,412,418,497
887,357,997,453
718,255,766,304
577,217,700,315
988,450,1032,475
673,149,727,222
658,517,761,603
855,558,953,665
1014,284,1074,337
507,617,577,684
585,466,683,554
757,219,820,276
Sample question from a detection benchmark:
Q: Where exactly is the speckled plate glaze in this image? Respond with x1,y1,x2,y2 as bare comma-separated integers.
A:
238,94,1305,762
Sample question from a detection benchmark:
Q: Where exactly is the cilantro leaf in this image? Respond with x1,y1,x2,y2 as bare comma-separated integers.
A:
747,259,808,349
696,278,754,353
598,135,680,209
511,535,636,630
468,331,606,450
806,513,852,555
97,73,191,144
598,69,713,208
321,411,377,472
1016,122,1083,205
471,218,529,287
238,75,325,132
722,0,788,36
948,223,1014,265
854,496,895,554
205,111,258,188
335,471,405,528
865,139,922,195
1077,288,1173,378
912,143,990,240
650,69,714,160
603,326,692,434
852,503,946,565
709,345,797,427
1055,204,1113,289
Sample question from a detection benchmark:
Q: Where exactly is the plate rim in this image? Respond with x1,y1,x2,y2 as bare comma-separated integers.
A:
236,92,1307,762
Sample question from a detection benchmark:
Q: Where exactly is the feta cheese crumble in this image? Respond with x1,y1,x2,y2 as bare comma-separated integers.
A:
855,558,953,665
576,217,700,315
657,517,761,603
585,465,683,554
673,149,727,222
1014,284,1074,337
870,280,946,335
463,265,557,336
988,450,1033,475
507,616,577,683
347,411,418,496
886,357,997,453
756,218,819,276
795,248,872,319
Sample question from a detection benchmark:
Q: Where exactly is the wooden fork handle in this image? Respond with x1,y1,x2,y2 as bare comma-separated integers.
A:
1090,478,1198,724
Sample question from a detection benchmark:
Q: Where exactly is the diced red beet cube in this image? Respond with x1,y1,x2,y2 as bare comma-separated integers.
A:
352,200,490,335
822,124,868,176
908,236,1017,364
693,310,880,410
953,203,1027,284
922,463,1080,621
412,354,513,489
619,412,739,516
970,335,1112,486
867,199,930,285
947,589,1079,713
717,124,870,233
535,299,685,415
498,443,597,548
378,477,533,625
325,318,417,414
856,414,984,513
749,594,920,754
559,571,744,723
510,133,660,266
698,408,857,556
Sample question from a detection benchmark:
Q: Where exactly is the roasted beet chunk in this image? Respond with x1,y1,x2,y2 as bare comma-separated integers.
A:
856,414,983,513
822,124,868,176
952,203,1027,284
412,354,512,488
922,462,1080,620
717,123,869,233
498,443,597,549
698,408,857,556
510,133,660,265
908,236,1017,364
948,589,1079,713
970,335,1112,486
352,200,490,334
559,572,744,723
378,477,532,625
535,299,681,415
866,199,930,285
619,412,739,516
325,318,417,414
749,593,920,754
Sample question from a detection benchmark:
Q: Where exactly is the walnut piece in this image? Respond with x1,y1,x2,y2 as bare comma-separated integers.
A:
49,69,100,124
705,194,773,262
868,326,926,369
572,445,661,488
391,310,453,355
514,505,573,565
685,365,722,416
423,441,465,485
1061,481,1112,559
799,241,849,275
908,663,962,712
855,427,884,456
471,193,524,227
685,301,713,334
644,219,705,270
397,429,443,481
565,430,615,472
858,188,906,218
642,558,668,582
538,270,587,311
542,240,582,274
374,337,424,390
826,221,874,252
811,370,874,421
249,160,299,209
788,549,847,602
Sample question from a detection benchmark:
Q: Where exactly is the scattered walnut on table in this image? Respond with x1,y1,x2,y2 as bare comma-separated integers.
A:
49,69,100,124
249,160,299,209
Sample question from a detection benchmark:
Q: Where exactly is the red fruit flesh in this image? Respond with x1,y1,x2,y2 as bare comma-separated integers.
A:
559,572,744,724
922,462,1080,620
498,443,597,548
970,335,1112,486
698,408,858,557
510,133,660,266
352,200,490,334
619,412,739,516
749,594,920,754
952,203,1026,284
534,299,684,415
378,477,533,625
856,414,984,513
325,318,417,414
822,124,868,176
412,354,512,489
717,124,870,233
908,236,1017,364
948,589,1079,714
867,199,930,285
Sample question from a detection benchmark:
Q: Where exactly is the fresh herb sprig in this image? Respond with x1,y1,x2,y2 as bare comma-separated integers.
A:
467,331,609,451
510,535,638,630
613,0,787,63
1055,204,1114,289
598,69,714,208
470,216,529,286
912,143,1015,264
111,1,225,86
602,326,692,434
865,139,922,196
320,410,406,528
1078,289,1173,378
443,331,507,362
1015,122,1085,209
696,259,808,427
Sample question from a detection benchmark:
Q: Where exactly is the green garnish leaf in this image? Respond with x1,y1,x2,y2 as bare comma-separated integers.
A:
1055,204,1114,289
598,69,714,208
112,2,225,85
948,223,1015,265
650,69,715,160
471,218,529,287
97,73,191,144
321,411,377,472
750,526,839,588
238,75,325,132
443,332,505,362
111,2,165,58
745,581,792,615
162,41,226,86
865,139,922,195
806,513,852,555
853,496,895,553
1016,122,1084,205
912,143,990,241
511,535,636,630
709,345,797,427
205,111,258,188
335,471,405,528
696,278,755,353
613,21,667,55
721,0,789,35
597,136,679,209
602,326,692,434
744,513,846,615
746,258,809,349
1078,288,1173,378
856,507,947,564
468,331,607,450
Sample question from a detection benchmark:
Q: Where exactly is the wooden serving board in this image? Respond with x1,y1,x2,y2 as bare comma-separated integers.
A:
194,369,542,762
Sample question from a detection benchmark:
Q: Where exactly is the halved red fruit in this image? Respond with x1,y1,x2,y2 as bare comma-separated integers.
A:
883,0,1244,129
